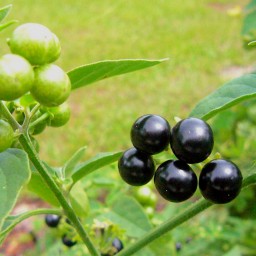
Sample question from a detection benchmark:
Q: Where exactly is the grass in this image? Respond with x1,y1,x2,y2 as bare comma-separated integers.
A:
0,0,254,166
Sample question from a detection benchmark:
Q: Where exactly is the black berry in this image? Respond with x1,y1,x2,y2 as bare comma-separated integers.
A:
154,160,197,202
171,117,214,164
118,147,155,186
112,238,124,254
45,214,61,228
199,159,243,204
62,234,77,247
131,114,171,155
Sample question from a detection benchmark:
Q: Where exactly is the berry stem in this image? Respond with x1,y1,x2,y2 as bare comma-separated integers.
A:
29,112,50,128
0,101,21,131
18,134,100,256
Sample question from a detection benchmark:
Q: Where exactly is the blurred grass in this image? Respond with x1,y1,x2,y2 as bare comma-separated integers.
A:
0,0,254,165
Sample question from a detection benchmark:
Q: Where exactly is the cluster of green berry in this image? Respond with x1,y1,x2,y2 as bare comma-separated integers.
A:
118,114,243,204
0,23,71,152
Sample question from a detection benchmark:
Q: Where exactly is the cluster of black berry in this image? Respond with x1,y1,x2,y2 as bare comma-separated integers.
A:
45,214,77,247
118,114,243,204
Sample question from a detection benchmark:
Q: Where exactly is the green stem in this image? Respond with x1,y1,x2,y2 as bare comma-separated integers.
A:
117,199,212,256
117,172,256,256
0,208,62,238
18,134,100,256
0,101,21,131
29,112,49,128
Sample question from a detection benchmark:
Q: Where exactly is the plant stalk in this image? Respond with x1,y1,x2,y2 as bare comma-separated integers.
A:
117,172,256,256
19,134,100,256
117,199,212,256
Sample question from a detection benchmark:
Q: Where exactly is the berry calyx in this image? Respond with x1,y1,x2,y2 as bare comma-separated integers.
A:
131,114,171,155
171,117,214,164
118,147,155,186
154,160,197,202
199,159,243,204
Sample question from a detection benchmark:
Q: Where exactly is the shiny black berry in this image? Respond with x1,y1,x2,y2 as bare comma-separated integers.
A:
154,160,197,202
62,234,77,247
170,117,214,164
131,114,171,155
45,214,61,228
112,238,124,254
199,159,243,204
118,147,155,186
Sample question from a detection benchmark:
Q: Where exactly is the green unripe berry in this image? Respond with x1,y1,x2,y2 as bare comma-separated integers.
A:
30,64,71,107
0,54,34,101
8,23,61,65
0,120,14,152
47,103,71,127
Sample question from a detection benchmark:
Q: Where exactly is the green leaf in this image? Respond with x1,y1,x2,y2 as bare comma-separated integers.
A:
0,208,61,244
70,181,90,218
27,171,60,206
245,0,256,12
98,196,152,238
63,146,87,178
248,40,256,46
189,74,256,120
0,5,12,23
0,149,31,229
68,58,168,90
0,20,17,32
71,151,122,184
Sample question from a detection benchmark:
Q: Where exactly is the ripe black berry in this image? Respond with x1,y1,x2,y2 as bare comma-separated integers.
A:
118,147,155,186
131,114,171,155
45,214,61,228
154,160,197,202
62,234,77,247
199,159,243,204
112,238,124,254
170,117,214,164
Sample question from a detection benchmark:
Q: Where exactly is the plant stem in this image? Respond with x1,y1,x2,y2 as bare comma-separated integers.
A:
0,208,62,238
29,112,49,128
117,199,212,256
18,134,100,256
0,101,21,131
117,172,256,256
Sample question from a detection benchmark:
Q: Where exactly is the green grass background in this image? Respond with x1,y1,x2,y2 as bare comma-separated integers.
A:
0,0,254,166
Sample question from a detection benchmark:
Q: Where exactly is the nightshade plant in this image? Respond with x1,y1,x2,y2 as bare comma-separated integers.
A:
0,3,256,256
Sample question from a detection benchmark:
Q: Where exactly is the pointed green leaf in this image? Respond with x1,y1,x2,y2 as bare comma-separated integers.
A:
63,146,87,178
68,58,168,90
71,151,122,184
98,196,152,238
0,20,18,32
248,40,256,46
189,74,256,120
0,5,12,23
70,181,90,217
245,0,256,12
241,10,256,36
0,149,31,229
27,171,60,206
